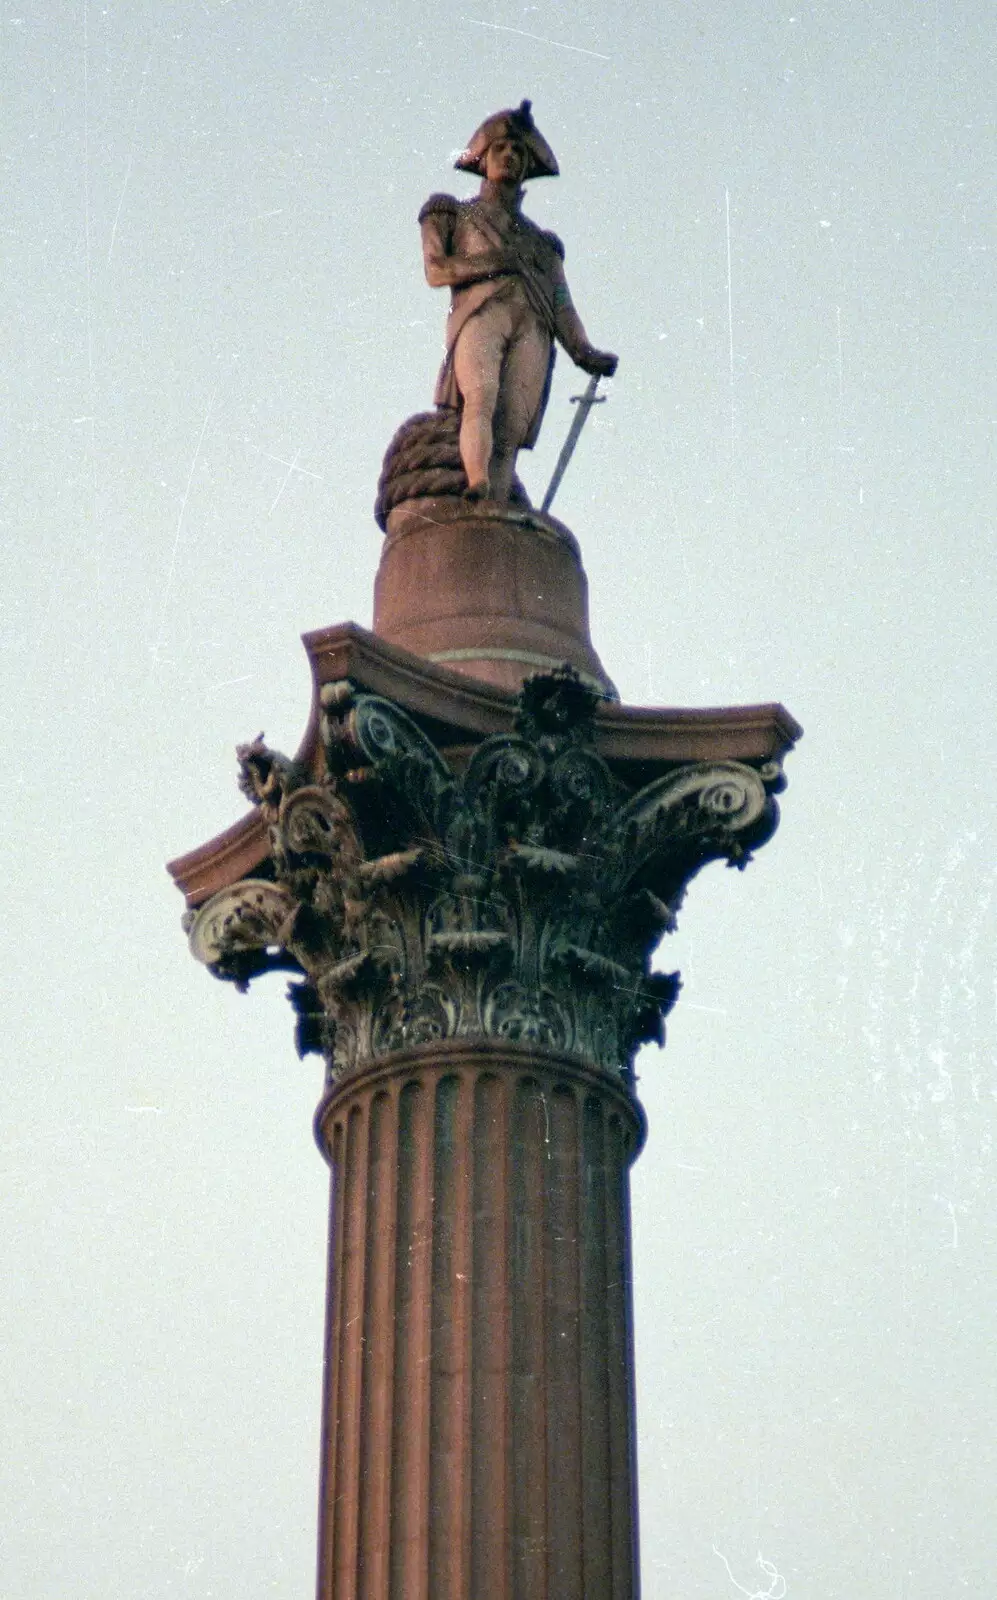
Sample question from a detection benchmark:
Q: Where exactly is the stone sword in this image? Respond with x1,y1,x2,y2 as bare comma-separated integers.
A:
540,373,606,514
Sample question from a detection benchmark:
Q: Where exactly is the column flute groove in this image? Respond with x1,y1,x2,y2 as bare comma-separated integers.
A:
428,1073,474,1598
317,1123,347,1600
510,1077,549,1599
545,1083,584,1600
358,1089,399,1600
471,1071,512,1600
333,1104,371,1600
389,1079,434,1600
580,1092,612,1600
605,1111,638,1600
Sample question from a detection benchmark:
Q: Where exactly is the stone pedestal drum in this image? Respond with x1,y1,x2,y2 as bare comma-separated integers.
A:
373,500,615,696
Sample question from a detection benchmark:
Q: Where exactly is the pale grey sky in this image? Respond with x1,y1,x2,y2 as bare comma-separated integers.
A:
3,1,995,1595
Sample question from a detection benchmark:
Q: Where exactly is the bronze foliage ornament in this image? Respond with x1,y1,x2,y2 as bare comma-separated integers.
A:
186,670,783,1084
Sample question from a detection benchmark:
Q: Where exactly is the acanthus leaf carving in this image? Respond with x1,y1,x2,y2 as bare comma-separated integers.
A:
187,671,784,1084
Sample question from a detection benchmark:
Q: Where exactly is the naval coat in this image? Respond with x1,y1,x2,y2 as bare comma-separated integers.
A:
419,192,576,449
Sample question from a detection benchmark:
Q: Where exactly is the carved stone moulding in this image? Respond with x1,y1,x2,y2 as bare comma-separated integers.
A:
313,1036,646,1159
178,663,796,1087
167,624,800,907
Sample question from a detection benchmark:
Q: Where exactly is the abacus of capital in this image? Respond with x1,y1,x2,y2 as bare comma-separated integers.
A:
168,103,800,1600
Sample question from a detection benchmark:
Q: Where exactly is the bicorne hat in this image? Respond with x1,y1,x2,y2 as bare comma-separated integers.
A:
454,100,559,180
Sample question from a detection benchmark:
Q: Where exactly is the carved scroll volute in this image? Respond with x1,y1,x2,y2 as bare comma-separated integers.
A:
186,879,300,988
270,785,370,973
324,686,453,827
615,760,774,890
278,785,360,867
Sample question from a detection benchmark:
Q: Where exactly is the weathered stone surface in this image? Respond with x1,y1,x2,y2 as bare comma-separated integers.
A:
184,668,784,1085
373,501,617,695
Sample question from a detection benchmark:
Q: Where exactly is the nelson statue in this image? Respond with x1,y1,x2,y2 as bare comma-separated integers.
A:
376,102,617,525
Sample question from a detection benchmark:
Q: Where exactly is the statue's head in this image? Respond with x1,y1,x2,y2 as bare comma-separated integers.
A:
455,100,559,182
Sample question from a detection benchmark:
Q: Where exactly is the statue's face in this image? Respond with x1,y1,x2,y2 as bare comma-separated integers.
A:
483,136,528,184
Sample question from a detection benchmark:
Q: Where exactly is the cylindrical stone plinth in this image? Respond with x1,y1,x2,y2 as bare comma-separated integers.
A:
372,501,617,696
313,1040,645,1600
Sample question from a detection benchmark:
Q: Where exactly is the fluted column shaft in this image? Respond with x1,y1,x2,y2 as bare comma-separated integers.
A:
313,1039,646,1600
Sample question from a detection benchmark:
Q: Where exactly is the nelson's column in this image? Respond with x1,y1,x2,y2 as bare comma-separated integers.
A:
169,101,801,1600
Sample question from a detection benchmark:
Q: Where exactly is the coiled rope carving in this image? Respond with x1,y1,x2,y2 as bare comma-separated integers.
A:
375,409,530,530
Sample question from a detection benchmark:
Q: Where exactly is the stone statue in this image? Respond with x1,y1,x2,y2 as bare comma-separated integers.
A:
418,101,618,506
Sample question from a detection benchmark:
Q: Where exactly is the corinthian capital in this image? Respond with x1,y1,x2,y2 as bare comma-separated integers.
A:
184,668,786,1087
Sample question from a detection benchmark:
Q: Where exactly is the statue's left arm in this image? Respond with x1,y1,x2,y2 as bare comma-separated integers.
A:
548,246,618,379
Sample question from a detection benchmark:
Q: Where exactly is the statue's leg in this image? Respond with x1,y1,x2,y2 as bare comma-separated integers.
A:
452,302,513,499
490,316,552,504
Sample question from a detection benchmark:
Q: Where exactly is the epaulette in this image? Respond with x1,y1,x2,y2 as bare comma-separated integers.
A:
542,228,566,260
418,192,460,224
